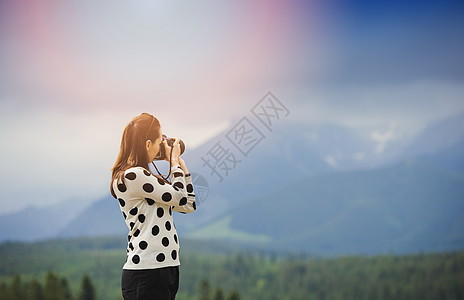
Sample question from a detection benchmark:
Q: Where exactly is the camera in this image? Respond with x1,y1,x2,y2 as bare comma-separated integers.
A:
154,134,185,161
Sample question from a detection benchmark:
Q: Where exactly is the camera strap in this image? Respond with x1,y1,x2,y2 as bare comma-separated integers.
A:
151,146,173,184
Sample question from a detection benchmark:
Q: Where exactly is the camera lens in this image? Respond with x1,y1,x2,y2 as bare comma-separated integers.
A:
153,135,185,161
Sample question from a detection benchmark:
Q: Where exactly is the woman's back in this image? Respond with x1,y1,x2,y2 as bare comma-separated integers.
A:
113,165,196,269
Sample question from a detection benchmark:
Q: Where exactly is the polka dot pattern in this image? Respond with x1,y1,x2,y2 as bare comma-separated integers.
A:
117,183,127,193
173,182,184,189
165,221,171,231
156,253,165,262
157,207,164,218
138,214,146,223
162,192,172,202
113,166,196,268
139,241,148,250
152,225,160,236
125,172,136,180
132,255,140,264
143,183,154,193
179,197,187,206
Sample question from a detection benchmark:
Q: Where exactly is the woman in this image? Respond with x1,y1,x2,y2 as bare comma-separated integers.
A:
110,113,196,300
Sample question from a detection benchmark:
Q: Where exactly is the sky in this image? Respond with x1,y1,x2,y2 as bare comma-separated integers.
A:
1,0,463,214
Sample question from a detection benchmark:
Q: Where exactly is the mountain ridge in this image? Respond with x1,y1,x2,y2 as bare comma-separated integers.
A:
2,113,463,256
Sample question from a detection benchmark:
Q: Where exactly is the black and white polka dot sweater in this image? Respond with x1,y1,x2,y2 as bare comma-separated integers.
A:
112,164,196,269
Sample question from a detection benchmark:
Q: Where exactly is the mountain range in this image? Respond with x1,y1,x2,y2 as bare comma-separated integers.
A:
1,112,463,256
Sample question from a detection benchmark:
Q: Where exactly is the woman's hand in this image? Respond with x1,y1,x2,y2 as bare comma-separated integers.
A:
163,138,189,173
163,138,181,163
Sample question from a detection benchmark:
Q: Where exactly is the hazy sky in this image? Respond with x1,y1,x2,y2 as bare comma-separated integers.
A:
1,0,463,214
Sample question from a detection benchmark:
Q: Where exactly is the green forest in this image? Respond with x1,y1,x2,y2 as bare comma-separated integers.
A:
0,236,463,300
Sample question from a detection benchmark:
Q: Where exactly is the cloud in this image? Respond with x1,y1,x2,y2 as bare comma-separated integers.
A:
284,79,464,139
324,0,464,85
371,129,395,154
371,130,394,143
0,0,313,115
353,152,365,160
1,0,463,215
324,155,337,168
0,100,230,214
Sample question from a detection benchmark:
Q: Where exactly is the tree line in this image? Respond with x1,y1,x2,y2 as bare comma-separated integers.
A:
1,237,463,300
0,271,96,300
0,271,242,300
177,251,464,300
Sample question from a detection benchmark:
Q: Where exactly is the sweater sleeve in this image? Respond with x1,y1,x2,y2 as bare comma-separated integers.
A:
172,172,196,214
120,165,195,209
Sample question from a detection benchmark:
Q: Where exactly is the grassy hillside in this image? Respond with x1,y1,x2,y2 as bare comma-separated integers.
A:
1,236,463,300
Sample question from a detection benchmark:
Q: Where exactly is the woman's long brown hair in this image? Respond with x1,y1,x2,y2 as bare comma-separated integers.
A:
110,113,162,198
